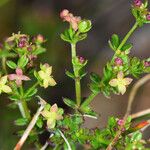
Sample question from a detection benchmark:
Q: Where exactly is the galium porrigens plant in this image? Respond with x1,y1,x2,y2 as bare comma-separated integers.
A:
0,0,150,150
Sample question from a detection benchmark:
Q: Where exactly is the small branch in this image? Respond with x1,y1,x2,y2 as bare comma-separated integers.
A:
81,92,99,109
131,108,150,120
117,22,138,50
58,129,72,150
83,114,98,119
14,97,46,150
125,74,150,118
106,74,150,150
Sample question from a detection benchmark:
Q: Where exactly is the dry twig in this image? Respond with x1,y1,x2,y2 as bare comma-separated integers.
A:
14,97,46,150
131,108,150,119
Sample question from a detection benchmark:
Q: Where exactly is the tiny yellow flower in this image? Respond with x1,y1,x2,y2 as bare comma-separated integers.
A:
41,103,63,129
0,76,12,94
109,72,132,95
38,63,56,88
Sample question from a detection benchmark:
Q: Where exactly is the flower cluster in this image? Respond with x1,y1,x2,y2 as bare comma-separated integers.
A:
132,0,150,24
60,10,92,44
60,9,81,31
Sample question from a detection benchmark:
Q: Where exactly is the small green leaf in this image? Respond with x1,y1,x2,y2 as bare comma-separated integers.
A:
125,116,132,130
14,118,28,126
126,116,132,123
9,95,20,101
36,117,43,128
110,34,120,50
129,57,143,78
18,55,28,68
144,0,148,7
65,70,75,79
6,60,17,69
90,72,101,84
90,83,100,93
32,47,46,55
102,63,113,83
77,33,87,42
45,104,51,110
108,117,117,129
78,20,92,33
108,40,115,51
60,33,71,43
131,131,142,142
132,8,138,19
0,50,16,58
121,43,133,51
80,71,87,79
24,88,38,99
80,105,97,116
60,28,75,43
7,102,17,109
68,27,75,39
63,98,77,109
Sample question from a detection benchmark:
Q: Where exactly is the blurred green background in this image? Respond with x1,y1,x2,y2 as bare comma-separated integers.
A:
0,0,150,149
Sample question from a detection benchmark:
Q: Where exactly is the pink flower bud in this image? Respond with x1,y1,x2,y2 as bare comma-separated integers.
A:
20,36,27,42
60,9,69,19
60,9,81,31
27,46,33,51
36,34,44,43
78,56,85,64
144,61,150,67
32,34,44,43
114,57,123,66
117,119,124,126
28,55,37,61
18,36,28,48
133,0,142,7
18,41,26,48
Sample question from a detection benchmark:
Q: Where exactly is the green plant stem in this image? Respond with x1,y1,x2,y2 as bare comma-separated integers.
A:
81,22,139,109
117,22,138,50
71,43,76,58
71,43,81,107
24,82,39,97
18,86,31,120
18,100,31,120
81,92,98,108
2,57,7,74
17,82,39,120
